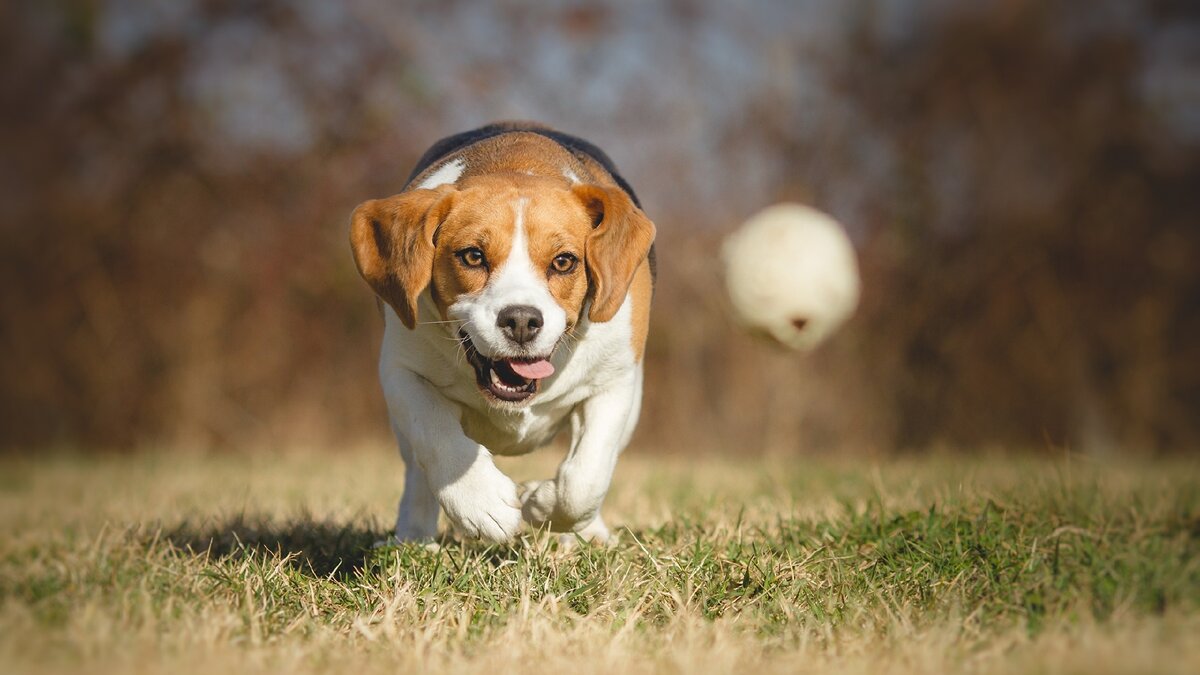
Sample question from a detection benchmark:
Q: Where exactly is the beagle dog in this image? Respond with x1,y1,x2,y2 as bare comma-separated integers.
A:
350,122,655,544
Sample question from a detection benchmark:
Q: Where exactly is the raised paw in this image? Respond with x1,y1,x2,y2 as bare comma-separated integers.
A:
520,479,609,543
520,479,559,525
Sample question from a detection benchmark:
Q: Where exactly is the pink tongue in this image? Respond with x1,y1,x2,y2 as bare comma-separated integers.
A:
508,359,555,380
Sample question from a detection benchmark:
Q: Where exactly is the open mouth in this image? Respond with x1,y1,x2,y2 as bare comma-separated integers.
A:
460,332,556,403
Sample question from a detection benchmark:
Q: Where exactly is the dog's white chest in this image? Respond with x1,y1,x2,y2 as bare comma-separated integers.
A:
452,326,631,455
459,404,570,456
380,297,636,458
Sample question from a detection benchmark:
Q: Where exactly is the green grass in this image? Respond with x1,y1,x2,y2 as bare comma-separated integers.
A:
1,449,1198,673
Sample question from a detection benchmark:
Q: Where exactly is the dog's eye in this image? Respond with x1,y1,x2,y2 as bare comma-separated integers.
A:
550,252,578,274
457,247,487,269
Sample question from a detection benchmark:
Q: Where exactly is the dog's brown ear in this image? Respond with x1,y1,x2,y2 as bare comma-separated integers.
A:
573,184,656,323
350,186,455,329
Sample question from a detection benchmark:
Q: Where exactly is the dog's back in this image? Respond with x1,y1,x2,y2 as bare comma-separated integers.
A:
405,121,643,208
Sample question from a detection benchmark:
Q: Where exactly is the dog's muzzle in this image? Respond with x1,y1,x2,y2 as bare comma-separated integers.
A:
461,331,556,404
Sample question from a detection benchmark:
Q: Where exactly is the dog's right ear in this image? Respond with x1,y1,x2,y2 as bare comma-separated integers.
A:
350,186,456,329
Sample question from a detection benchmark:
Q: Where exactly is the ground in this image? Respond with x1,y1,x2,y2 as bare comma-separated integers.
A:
1,447,1197,674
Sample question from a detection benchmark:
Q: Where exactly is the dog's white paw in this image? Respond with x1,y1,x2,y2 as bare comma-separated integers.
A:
437,462,523,543
392,525,436,544
520,479,559,525
521,480,610,544
373,535,442,552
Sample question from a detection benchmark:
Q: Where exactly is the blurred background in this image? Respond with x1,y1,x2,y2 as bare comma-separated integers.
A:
2,0,1197,456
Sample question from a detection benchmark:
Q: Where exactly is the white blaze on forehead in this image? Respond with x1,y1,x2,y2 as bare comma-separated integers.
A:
563,166,581,184
495,197,534,287
416,158,465,190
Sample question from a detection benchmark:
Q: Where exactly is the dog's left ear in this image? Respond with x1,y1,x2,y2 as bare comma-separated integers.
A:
573,184,656,323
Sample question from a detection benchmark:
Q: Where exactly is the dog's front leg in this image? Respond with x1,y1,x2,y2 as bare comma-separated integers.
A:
383,367,523,543
521,369,642,542
390,429,440,541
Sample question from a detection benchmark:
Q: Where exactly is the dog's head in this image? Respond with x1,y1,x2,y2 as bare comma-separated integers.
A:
351,173,654,404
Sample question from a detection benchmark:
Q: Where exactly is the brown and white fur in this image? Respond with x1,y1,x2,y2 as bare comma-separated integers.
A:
350,123,655,544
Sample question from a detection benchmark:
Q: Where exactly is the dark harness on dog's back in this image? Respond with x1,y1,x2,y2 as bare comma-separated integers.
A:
404,122,655,281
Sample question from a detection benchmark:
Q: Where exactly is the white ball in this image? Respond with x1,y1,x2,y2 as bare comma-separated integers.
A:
721,203,861,351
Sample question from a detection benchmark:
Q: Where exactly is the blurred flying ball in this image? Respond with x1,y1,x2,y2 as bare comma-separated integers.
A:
721,203,861,351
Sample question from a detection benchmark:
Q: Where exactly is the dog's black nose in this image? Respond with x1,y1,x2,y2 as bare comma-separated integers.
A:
497,305,543,345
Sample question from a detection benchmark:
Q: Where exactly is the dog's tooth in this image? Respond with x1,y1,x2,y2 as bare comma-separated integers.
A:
490,369,502,386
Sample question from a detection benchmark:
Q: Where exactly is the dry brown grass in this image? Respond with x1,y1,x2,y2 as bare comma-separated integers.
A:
2,448,1198,674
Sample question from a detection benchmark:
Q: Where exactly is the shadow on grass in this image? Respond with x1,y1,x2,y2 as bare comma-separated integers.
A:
162,514,386,578
161,515,531,579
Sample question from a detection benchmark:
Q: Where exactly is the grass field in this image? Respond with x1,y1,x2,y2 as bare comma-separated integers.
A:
1,447,1198,674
